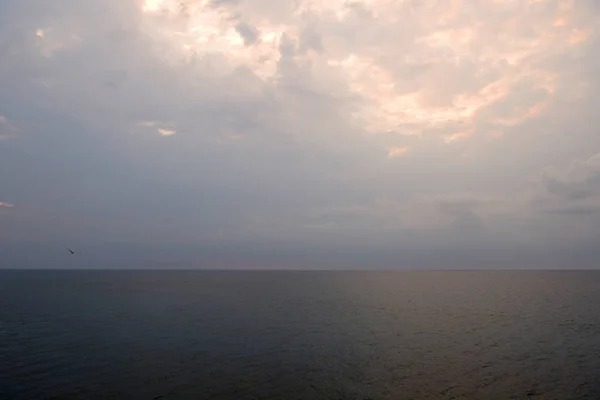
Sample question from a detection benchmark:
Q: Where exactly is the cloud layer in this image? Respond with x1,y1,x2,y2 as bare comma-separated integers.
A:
1,0,600,268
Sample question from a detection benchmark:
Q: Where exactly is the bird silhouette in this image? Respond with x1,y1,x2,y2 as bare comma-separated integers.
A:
67,249,75,255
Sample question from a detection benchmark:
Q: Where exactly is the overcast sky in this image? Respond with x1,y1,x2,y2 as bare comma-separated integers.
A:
1,0,600,269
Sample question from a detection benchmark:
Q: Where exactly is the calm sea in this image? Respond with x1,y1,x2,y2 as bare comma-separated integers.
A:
1,270,600,399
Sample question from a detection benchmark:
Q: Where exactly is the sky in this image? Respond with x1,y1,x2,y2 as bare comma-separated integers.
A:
1,0,600,269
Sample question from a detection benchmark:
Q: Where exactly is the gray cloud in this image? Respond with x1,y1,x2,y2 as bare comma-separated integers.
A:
535,153,600,216
1,0,600,268
235,22,259,46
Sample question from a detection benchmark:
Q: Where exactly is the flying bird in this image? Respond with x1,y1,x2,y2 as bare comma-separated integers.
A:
67,249,75,255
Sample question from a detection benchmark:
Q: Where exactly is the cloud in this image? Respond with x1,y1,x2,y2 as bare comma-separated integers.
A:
131,0,595,144
535,152,600,215
158,128,176,136
137,121,159,127
387,146,408,158
35,27,83,57
1,0,600,268
0,202,14,208
136,121,176,136
235,22,259,46
0,115,17,141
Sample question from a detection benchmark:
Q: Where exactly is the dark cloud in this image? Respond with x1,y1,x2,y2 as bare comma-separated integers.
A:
298,23,323,53
235,22,259,45
210,0,240,6
534,153,600,217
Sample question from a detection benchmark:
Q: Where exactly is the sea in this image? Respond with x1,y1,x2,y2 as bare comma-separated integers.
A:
1,270,599,400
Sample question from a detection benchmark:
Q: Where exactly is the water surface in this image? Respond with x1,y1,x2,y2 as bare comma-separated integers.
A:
1,270,599,399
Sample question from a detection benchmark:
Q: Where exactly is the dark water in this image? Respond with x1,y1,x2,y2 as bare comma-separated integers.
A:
1,271,600,400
